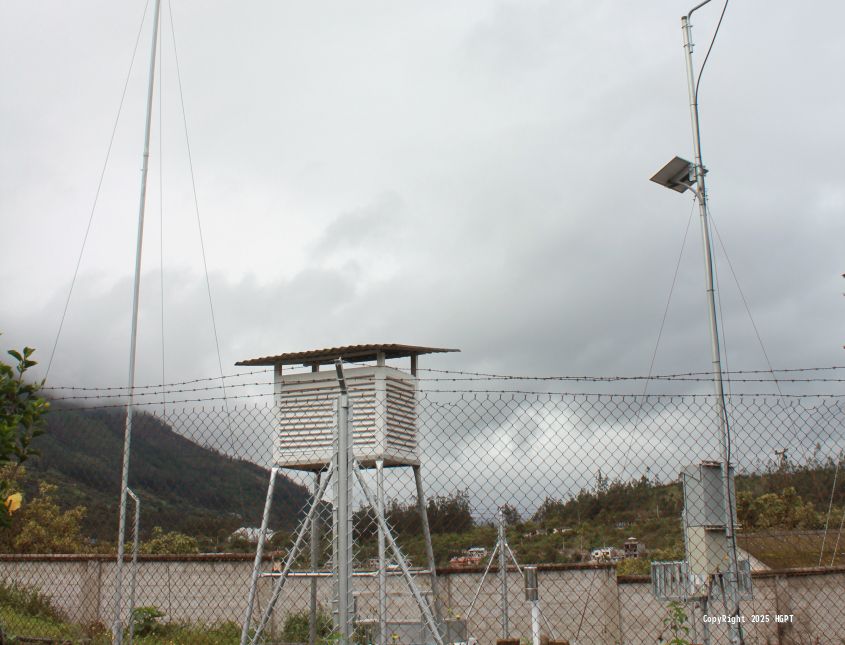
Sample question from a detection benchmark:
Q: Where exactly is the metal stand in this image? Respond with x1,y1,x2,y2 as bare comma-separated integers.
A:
240,361,446,645
465,509,555,643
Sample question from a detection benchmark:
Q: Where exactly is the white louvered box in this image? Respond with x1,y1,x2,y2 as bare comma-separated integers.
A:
275,365,420,470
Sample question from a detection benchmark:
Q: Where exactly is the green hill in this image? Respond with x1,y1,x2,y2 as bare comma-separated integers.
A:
20,405,310,548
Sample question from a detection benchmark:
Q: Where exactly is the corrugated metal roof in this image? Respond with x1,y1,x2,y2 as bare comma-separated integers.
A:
236,343,459,367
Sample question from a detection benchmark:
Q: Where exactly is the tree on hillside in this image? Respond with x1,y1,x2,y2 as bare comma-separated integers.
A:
141,526,199,554
355,490,475,540
737,487,822,531
0,339,49,526
500,503,521,525
12,481,86,553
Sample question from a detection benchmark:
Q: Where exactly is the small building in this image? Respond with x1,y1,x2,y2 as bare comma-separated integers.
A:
231,527,275,543
623,536,645,559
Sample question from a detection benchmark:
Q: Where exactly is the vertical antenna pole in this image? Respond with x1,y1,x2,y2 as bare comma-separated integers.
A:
682,6,743,643
113,1,162,641
498,507,509,639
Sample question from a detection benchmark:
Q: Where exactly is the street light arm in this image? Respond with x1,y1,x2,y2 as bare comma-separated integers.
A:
687,0,715,21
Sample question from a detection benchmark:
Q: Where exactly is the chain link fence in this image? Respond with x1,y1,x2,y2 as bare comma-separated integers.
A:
1,372,844,644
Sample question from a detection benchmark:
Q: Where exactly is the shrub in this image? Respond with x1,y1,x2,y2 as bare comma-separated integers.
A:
141,527,199,555
131,605,165,637
0,579,66,622
282,608,333,641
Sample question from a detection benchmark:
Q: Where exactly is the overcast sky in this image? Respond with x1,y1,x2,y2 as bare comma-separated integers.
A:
1,1,843,394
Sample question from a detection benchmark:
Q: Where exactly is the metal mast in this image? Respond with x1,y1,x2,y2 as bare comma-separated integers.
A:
113,1,162,641
681,2,744,643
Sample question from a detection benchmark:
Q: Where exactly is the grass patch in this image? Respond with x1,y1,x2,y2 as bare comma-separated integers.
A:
132,620,241,644
0,605,100,642
0,580,67,623
0,582,242,644
738,530,844,569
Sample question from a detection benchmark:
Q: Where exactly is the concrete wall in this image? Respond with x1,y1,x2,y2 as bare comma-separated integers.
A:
1,555,844,643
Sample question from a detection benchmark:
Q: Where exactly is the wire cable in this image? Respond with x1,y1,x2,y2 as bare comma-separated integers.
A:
45,0,152,380
820,453,843,565
694,0,730,105
708,213,786,398
641,201,696,397
168,0,245,520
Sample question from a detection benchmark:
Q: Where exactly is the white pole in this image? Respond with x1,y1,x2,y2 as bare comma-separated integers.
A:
531,601,540,645
335,361,352,643
376,459,387,645
681,6,743,643
498,508,509,639
523,566,539,645
113,2,161,641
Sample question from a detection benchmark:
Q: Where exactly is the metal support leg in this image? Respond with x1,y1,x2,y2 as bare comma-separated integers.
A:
354,463,445,645
701,596,712,645
240,467,278,645
250,467,335,645
464,542,499,623
310,471,321,645
413,465,444,632
376,460,387,645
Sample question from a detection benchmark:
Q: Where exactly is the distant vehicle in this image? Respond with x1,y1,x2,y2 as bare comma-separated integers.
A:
366,558,406,571
450,547,488,567
590,546,623,562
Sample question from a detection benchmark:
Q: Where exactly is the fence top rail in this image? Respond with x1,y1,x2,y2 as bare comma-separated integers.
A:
3,554,844,581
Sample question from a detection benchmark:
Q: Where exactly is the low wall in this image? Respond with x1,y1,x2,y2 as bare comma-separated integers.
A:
1,555,844,643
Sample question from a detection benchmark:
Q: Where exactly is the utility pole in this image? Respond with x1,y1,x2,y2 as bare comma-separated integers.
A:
681,3,744,642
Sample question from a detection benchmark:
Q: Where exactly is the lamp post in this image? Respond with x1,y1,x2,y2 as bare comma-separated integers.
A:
651,2,744,643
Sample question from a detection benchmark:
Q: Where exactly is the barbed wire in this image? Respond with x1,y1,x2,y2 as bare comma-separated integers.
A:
417,365,845,381
41,368,274,392
48,388,845,411
42,365,845,395
42,377,845,403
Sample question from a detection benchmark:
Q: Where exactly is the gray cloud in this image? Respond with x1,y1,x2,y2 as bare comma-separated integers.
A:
1,0,842,401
